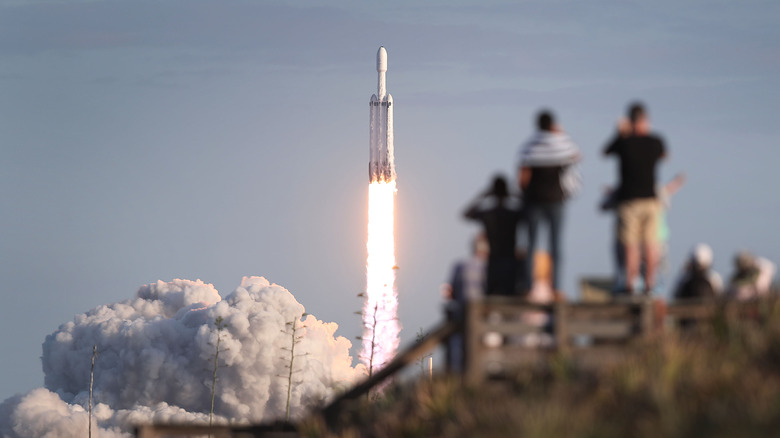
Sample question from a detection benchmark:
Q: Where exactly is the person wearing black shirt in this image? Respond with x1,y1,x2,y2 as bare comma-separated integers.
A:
463,176,523,296
604,102,666,294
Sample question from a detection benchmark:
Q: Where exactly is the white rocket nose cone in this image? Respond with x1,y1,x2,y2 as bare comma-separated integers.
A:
377,46,387,72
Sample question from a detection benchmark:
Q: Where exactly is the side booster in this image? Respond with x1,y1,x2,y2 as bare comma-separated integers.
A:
369,46,395,183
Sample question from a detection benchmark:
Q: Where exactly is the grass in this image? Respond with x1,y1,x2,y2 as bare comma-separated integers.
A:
301,299,780,437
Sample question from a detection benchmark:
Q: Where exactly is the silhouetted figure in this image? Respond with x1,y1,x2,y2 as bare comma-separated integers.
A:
727,251,776,300
655,173,686,288
603,102,666,294
444,234,488,373
674,244,722,300
517,110,580,293
463,176,523,296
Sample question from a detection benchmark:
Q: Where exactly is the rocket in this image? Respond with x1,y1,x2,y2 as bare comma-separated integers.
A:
369,46,395,183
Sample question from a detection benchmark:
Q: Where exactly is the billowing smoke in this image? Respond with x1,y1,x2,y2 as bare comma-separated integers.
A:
0,276,366,437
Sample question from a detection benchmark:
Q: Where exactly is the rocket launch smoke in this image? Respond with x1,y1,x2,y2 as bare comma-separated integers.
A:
0,277,365,437
360,47,401,374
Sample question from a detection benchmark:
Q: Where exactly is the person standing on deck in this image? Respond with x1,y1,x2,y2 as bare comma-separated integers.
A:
603,102,667,295
463,176,524,296
517,110,581,295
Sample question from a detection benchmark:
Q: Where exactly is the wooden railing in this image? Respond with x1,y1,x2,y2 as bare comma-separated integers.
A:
134,422,297,438
322,295,658,422
463,296,655,384
322,320,459,427
665,296,777,326
310,295,778,427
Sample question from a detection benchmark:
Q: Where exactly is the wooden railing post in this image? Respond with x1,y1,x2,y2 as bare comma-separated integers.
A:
640,297,654,338
554,300,568,353
464,299,484,385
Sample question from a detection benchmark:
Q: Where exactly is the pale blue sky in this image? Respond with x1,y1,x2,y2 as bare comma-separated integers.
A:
2,0,779,398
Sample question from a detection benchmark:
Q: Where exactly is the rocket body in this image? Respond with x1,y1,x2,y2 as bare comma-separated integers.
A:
369,46,395,182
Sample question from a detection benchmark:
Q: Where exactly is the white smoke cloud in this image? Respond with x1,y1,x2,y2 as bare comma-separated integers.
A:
0,276,365,437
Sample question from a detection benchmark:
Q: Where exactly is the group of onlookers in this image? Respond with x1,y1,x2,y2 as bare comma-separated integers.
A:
673,244,776,301
443,103,775,370
459,101,671,299
447,100,776,311
461,108,581,300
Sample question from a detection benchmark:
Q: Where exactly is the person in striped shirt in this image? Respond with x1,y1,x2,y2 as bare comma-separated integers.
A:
517,110,581,294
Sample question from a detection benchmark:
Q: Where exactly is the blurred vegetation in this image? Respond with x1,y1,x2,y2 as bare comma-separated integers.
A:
301,299,780,437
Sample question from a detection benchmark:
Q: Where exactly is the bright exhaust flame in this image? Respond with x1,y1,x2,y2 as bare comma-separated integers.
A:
360,179,400,375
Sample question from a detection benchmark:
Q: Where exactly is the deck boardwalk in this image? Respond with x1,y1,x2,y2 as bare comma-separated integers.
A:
463,296,655,384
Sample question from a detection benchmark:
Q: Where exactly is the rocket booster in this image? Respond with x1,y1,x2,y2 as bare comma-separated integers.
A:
369,46,395,182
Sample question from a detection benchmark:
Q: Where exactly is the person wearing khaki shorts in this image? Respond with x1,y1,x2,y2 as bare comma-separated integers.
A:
604,102,666,294
618,198,661,293
618,198,661,247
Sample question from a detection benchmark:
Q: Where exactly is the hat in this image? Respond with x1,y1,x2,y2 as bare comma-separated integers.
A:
692,243,713,269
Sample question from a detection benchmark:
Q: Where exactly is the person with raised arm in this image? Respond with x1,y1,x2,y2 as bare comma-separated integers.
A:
603,102,666,295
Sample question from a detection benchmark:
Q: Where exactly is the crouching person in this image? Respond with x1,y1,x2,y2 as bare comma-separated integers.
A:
674,243,723,300
727,251,776,300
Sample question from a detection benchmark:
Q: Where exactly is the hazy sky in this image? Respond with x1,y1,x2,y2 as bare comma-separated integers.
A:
2,0,779,398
